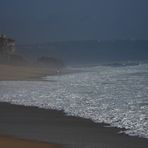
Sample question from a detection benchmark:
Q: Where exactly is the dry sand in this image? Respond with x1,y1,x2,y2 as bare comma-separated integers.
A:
0,136,62,148
0,64,58,80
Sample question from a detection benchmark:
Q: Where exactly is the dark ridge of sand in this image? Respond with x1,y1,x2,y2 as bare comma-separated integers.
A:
0,102,148,148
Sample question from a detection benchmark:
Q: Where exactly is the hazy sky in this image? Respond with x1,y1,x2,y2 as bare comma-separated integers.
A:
0,0,148,44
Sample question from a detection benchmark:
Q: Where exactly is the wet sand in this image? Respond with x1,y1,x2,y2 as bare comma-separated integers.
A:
0,102,148,148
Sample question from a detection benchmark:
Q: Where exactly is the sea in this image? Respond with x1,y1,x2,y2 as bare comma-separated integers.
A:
0,62,148,139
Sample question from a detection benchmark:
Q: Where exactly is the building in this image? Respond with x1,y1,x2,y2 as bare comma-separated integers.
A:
0,34,16,55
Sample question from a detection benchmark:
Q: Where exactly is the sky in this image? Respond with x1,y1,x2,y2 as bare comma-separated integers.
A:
0,0,148,44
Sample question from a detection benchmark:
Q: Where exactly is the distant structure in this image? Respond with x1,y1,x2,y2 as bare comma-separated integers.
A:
0,34,16,56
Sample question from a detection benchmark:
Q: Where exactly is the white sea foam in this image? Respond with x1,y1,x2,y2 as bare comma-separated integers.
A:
0,63,148,138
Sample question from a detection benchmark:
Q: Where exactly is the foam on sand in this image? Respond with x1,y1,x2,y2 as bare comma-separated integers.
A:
0,63,148,138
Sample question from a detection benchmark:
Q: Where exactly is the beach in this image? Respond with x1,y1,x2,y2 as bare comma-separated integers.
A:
0,102,148,148
0,136,61,148
0,64,59,81
0,64,148,148
0,64,63,147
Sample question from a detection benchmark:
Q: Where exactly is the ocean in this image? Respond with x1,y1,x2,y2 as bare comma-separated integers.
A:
0,62,148,138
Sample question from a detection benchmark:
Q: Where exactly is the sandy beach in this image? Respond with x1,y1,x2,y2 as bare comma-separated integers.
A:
0,64,63,147
0,102,148,148
0,136,62,148
0,64,59,81
0,64,148,148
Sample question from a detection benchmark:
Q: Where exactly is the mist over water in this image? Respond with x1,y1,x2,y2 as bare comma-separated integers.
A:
17,40,148,66
0,62,148,138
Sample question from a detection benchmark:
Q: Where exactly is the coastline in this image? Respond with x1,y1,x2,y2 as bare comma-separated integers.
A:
0,64,148,147
0,102,148,148
0,64,64,147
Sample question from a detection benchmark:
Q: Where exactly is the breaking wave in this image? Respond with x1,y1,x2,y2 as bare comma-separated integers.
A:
0,63,148,138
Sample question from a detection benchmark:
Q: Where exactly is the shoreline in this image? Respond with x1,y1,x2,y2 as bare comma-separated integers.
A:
0,102,148,148
0,64,148,147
